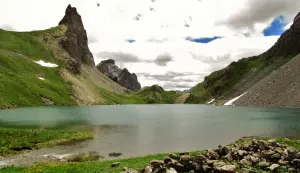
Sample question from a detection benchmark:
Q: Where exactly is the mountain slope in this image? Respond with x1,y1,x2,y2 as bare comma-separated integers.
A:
186,12,300,105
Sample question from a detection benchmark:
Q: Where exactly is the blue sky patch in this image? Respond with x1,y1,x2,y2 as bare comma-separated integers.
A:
126,39,136,43
186,36,222,43
263,16,288,36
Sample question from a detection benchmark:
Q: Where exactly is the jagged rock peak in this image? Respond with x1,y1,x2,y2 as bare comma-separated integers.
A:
58,4,95,74
96,59,141,91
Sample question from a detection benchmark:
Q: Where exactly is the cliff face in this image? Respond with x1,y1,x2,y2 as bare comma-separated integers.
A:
96,59,141,91
58,5,95,74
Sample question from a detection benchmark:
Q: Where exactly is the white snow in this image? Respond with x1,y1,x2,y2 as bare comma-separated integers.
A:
207,99,215,104
44,154,74,160
35,60,58,67
224,92,247,106
38,77,45,81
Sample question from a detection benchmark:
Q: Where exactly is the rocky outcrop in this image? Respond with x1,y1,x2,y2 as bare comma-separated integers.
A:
58,5,95,74
96,59,141,91
125,138,300,173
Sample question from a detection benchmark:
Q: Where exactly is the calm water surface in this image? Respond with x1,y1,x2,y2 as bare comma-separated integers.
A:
1,105,300,159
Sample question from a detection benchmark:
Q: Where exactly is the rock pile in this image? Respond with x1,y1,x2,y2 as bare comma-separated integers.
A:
122,138,300,173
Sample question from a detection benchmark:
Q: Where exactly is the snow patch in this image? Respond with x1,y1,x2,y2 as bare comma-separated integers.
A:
224,92,247,106
207,99,215,104
38,77,45,81
35,60,58,67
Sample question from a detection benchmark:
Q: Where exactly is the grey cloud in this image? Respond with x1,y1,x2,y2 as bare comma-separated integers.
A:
137,71,203,83
1,24,15,31
218,0,300,30
191,53,234,72
95,51,141,63
155,53,173,66
147,38,168,43
163,83,193,89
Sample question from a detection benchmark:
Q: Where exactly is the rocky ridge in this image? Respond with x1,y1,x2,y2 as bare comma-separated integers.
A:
121,138,300,173
58,4,95,74
96,59,141,91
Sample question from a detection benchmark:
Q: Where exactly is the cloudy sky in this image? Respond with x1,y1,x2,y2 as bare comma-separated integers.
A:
0,0,299,90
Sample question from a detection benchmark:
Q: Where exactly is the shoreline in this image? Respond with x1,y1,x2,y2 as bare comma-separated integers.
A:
1,137,300,172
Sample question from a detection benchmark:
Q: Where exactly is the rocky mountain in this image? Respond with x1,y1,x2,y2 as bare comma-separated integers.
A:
96,59,141,91
187,11,300,107
58,5,95,74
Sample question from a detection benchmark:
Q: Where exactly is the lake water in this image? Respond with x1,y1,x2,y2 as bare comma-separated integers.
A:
1,105,300,161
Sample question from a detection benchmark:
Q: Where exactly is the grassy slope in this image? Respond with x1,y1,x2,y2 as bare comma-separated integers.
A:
186,55,291,104
1,138,298,173
0,127,93,156
0,27,76,109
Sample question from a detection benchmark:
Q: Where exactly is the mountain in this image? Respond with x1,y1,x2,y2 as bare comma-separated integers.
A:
186,12,300,107
96,59,141,91
0,5,179,109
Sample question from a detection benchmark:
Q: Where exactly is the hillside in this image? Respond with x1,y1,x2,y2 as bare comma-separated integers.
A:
0,5,180,109
186,12,300,105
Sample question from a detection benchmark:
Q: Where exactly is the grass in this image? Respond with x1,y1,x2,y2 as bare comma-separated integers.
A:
0,127,93,156
1,137,299,173
0,28,76,109
66,151,103,162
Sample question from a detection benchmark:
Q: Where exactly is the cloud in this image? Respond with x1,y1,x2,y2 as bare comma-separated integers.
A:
126,39,136,43
219,0,300,31
155,53,173,66
95,51,141,63
88,35,98,44
162,83,192,89
0,24,15,31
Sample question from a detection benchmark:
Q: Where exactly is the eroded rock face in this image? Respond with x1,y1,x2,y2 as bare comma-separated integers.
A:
59,4,95,74
96,59,141,91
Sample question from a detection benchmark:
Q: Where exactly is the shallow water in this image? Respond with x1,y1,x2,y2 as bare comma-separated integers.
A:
1,105,300,165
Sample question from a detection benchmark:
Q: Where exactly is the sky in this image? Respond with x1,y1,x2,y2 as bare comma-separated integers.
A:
0,0,299,90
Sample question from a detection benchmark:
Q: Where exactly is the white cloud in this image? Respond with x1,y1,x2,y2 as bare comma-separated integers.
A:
0,0,297,90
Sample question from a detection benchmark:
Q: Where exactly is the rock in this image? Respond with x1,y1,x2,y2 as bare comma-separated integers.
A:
240,159,252,166
166,168,177,173
164,157,172,164
278,159,289,166
240,168,255,173
179,155,192,165
169,154,180,161
58,5,95,74
249,156,259,164
179,152,189,156
264,150,275,158
270,153,281,161
96,60,141,91
202,164,213,172
267,139,277,146
193,155,206,163
142,166,152,173
288,167,297,172
258,160,270,168
292,158,300,166
111,162,120,167
213,161,226,168
222,146,230,155
166,161,187,172
267,164,280,171
150,160,164,169
237,150,248,157
215,165,236,173
121,168,139,173
206,149,219,160
109,152,122,157
295,152,300,159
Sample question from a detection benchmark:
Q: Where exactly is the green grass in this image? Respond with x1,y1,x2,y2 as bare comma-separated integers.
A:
1,137,299,173
0,28,76,109
0,127,93,156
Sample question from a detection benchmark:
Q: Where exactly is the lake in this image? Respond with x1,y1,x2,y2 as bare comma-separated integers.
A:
1,104,300,160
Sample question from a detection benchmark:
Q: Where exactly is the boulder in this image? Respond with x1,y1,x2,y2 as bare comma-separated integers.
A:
150,160,164,169
169,154,180,161
206,149,219,160
240,168,255,173
267,164,280,171
111,162,120,167
215,165,236,173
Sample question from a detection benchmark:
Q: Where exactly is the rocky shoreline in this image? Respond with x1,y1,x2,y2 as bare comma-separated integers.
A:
119,138,300,173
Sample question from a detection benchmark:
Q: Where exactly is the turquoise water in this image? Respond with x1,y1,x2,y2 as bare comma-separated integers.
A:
1,105,300,156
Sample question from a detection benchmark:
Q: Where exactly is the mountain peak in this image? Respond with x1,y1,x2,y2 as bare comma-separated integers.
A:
58,5,95,74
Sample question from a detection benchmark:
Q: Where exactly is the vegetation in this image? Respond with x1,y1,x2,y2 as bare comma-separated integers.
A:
186,55,292,104
67,151,103,162
0,27,76,109
0,127,93,156
1,137,299,173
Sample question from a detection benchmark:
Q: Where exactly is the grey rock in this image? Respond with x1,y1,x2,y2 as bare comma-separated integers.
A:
267,163,280,171
206,149,219,160
240,158,252,166
142,166,152,173
215,165,236,173
240,168,255,173
179,155,192,165
109,152,122,157
96,59,141,90
59,5,95,74
111,162,120,167
150,160,164,169
164,157,172,164
237,150,248,157
169,154,180,161
258,160,270,168
193,155,206,163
